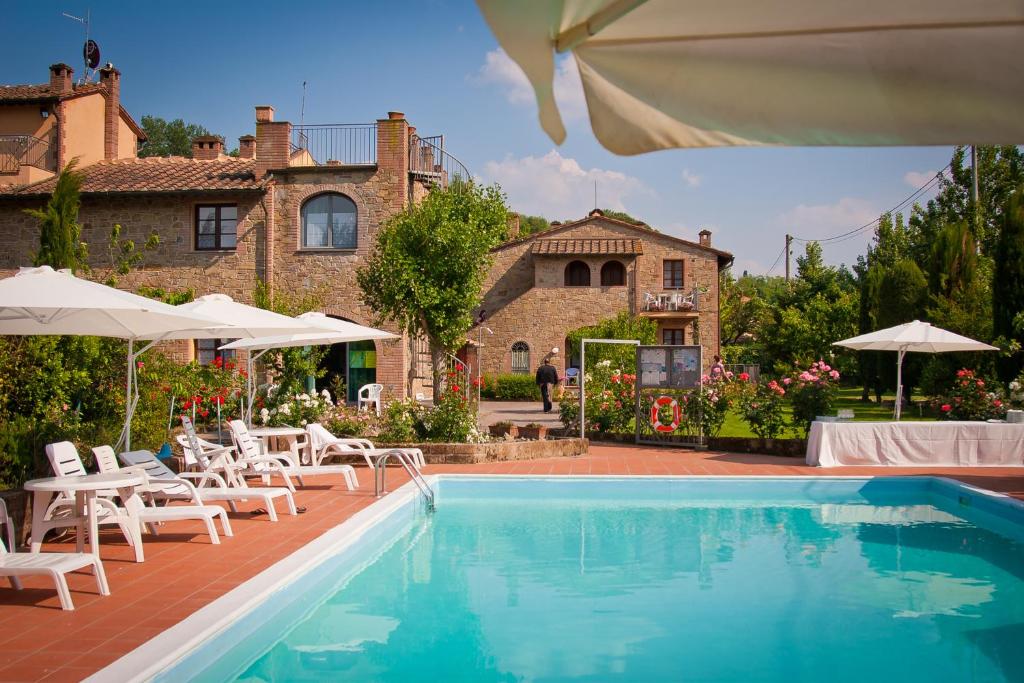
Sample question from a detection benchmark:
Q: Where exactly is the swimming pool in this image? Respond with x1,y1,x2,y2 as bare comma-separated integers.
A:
94,476,1024,682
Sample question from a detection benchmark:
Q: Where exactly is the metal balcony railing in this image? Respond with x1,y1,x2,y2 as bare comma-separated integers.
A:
409,134,471,187
642,288,701,313
289,124,377,166
0,133,57,174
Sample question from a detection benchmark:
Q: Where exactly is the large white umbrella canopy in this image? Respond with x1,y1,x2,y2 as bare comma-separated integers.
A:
0,266,225,449
170,294,332,340
476,0,1024,153
834,320,997,419
219,312,398,424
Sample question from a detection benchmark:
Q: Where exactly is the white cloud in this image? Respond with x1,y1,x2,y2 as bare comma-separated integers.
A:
482,150,652,220
472,48,587,122
680,169,701,188
903,169,937,188
777,197,879,240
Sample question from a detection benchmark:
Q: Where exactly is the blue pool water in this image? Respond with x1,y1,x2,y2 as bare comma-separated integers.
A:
160,477,1024,682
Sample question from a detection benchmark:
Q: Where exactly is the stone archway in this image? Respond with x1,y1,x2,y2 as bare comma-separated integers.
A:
316,314,380,404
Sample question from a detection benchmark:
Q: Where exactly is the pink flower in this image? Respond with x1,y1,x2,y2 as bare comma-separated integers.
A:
782,377,792,386
829,370,840,380
822,364,831,372
136,361,144,369
725,371,734,379
976,380,985,388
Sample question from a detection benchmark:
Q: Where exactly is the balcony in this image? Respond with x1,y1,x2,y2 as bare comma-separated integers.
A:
640,288,701,317
0,133,57,174
287,125,470,188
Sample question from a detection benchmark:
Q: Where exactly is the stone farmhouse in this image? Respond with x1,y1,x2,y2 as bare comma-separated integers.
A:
472,211,733,380
0,62,732,401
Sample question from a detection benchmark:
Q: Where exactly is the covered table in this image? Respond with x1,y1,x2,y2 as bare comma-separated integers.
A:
807,421,1024,467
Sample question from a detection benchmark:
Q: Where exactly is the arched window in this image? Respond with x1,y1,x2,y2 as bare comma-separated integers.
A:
600,260,625,286
511,341,530,374
301,193,357,249
564,260,591,287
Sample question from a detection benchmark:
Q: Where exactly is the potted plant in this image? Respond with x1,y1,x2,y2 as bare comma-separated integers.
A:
518,422,548,440
488,421,518,439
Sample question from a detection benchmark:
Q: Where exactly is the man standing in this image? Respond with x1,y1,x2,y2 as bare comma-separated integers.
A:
535,358,559,413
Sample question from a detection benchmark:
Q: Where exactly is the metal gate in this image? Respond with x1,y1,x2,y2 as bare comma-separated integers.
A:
635,345,704,447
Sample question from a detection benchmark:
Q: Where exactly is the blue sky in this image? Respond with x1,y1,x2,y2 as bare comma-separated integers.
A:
7,0,955,274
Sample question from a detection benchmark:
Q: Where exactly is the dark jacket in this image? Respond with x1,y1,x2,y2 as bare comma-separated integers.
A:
536,363,558,386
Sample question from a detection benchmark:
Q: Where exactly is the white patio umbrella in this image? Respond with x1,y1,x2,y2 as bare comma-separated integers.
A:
476,0,1024,153
834,320,997,420
219,312,398,425
0,266,224,450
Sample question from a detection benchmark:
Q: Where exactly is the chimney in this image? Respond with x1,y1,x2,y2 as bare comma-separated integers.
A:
254,105,291,178
698,229,712,248
48,63,73,94
98,63,121,159
238,135,256,159
192,135,224,160
507,213,521,238
376,111,409,212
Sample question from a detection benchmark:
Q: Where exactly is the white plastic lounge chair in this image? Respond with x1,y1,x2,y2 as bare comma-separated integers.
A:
1,499,110,611
306,423,425,470
39,442,231,560
33,442,143,555
357,383,384,415
228,420,358,490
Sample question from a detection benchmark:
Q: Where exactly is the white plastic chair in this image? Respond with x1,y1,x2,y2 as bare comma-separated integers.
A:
306,423,424,470
229,420,358,490
1,498,109,611
357,383,384,415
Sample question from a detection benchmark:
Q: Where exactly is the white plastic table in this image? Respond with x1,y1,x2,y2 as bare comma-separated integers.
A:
24,472,144,557
249,426,307,458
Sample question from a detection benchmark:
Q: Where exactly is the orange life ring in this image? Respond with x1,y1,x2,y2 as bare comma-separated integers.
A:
650,395,681,433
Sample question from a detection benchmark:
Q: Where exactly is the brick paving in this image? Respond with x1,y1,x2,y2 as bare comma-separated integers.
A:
1,444,1022,682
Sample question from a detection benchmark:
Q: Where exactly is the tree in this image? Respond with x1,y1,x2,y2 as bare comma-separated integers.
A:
518,215,550,237
876,259,928,400
993,185,1024,382
357,182,509,396
566,312,656,371
138,115,213,158
26,159,88,272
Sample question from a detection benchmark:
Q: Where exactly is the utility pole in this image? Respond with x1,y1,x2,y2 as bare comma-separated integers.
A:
784,234,792,283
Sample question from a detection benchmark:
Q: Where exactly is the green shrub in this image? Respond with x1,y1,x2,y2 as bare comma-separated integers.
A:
378,398,425,443
479,373,541,401
421,387,476,442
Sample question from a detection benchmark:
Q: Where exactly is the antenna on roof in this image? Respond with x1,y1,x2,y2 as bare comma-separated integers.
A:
62,9,99,82
594,180,598,211
300,81,307,129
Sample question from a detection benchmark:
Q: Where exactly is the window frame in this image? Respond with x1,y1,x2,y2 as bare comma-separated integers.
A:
194,338,236,366
662,328,685,345
663,259,685,290
564,260,592,287
194,203,238,251
600,260,626,287
300,192,358,250
511,341,530,374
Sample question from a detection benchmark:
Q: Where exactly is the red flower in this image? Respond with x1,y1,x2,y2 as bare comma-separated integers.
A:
994,399,1003,408
136,361,144,369
451,385,460,392
739,372,750,382
941,404,952,412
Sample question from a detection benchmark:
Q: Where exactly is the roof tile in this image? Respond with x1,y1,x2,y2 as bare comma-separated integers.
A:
532,239,643,256
0,82,105,103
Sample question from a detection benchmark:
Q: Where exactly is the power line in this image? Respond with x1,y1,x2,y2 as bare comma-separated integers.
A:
791,164,951,245
764,243,787,276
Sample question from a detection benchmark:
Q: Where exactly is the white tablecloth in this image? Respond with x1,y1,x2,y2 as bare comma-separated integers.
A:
806,420,1024,467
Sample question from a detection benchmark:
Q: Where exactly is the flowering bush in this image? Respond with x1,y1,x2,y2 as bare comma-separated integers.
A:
420,379,476,443
377,398,425,443
560,360,636,433
322,403,378,438
935,369,1006,421
1009,373,1024,408
681,374,733,438
788,360,841,436
259,388,333,427
734,376,788,439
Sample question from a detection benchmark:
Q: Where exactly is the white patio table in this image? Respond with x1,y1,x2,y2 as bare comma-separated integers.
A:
806,420,1024,467
24,472,144,557
248,426,309,460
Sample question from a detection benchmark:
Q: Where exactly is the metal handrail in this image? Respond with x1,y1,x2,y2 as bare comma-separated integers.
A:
374,450,435,511
0,133,57,173
409,134,470,187
289,124,377,166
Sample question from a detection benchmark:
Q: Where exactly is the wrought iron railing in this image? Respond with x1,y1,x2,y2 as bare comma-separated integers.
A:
289,124,377,166
642,288,701,313
0,133,57,174
409,134,471,187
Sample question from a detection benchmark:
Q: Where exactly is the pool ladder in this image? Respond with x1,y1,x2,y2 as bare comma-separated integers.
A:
373,450,435,511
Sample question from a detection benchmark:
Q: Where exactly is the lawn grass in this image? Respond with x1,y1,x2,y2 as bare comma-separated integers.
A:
717,387,939,438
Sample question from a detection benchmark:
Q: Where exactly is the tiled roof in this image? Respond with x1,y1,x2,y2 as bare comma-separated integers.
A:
532,238,644,256
0,82,105,103
0,157,263,196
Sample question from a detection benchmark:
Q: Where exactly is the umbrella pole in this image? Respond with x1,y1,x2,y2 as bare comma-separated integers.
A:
247,349,269,427
117,337,163,453
895,348,905,421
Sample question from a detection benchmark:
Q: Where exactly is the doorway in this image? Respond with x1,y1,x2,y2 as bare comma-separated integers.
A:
316,318,378,404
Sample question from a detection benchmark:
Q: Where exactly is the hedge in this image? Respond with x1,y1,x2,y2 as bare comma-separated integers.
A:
479,373,542,401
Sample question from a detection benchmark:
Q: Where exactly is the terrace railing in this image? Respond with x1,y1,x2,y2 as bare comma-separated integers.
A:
289,124,377,166
409,134,471,187
642,288,701,313
0,133,57,174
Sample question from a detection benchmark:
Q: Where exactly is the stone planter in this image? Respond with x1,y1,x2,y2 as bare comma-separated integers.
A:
517,425,548,440
0,489,31,549
488,424,519,439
